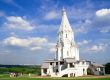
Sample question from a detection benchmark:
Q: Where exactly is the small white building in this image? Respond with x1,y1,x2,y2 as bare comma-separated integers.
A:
41,9,105,77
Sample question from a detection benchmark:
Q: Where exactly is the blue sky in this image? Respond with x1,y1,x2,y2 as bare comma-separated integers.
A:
0,0,110,65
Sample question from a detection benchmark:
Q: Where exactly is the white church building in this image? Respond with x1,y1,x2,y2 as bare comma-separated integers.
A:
41,9,105,77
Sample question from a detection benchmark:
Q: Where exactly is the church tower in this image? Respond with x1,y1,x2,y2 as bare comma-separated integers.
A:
41,9,105,77
56,8,79,61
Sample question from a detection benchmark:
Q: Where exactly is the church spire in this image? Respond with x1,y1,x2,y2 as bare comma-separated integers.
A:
59,8,72,32
58,8,74,42
56,8,79,61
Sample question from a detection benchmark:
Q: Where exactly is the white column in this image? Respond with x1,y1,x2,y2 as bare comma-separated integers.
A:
58,62,61,72
68,73,70,77
84,69,87,75
67,63,71,77
41,69,44,76
103,68,105,75
68,63,70,68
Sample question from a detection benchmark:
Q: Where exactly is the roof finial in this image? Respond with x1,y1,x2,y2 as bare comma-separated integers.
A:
62,7,65,12
62,7,66,16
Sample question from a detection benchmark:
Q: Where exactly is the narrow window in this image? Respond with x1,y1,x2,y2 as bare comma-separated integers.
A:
83,68,85,72
67,51,69,56
66,34,67,38
50,62,52,65
56,62,58,65
82,62,85,64
83,68,85,75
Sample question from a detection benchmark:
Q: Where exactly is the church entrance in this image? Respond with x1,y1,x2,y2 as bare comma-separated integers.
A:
43,69,47,74
70,73,75,77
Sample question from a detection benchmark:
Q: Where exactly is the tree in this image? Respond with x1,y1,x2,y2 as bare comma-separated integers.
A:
105,63,110,74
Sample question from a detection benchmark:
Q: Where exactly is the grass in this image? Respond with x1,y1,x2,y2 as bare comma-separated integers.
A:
0,74,110,80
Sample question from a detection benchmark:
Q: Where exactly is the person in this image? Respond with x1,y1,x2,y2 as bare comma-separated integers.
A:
29,73,31,77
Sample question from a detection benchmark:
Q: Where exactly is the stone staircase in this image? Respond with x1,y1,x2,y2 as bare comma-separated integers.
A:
56,68,77,77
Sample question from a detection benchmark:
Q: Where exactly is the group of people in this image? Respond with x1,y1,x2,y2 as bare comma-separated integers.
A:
9,73,31,77
10,72,23,77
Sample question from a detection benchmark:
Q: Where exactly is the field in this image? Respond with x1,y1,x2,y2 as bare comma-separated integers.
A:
0,65,110,80
0,74,110,80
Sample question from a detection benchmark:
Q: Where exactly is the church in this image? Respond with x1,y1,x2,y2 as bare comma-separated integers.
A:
41,9,105,77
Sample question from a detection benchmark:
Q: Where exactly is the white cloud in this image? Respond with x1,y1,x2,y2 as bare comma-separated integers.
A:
50,47,56,53
48,43,56,46
75,26,86,33
4,16,34,31
44,11,58,20
30,47,42,51
95,9,110,23
75,19,92,34
10,32,17,37
3,36,58,52
96,9,110,17
100,26,110,33
48,43,56,53
78,40,91,46
95,9,110,33
0,49,10,54
87,43,108,52
3,36,48,51
4,37,29,47
75,9,110,35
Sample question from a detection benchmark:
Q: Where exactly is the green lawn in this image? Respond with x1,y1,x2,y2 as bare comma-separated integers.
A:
0,74,110,80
